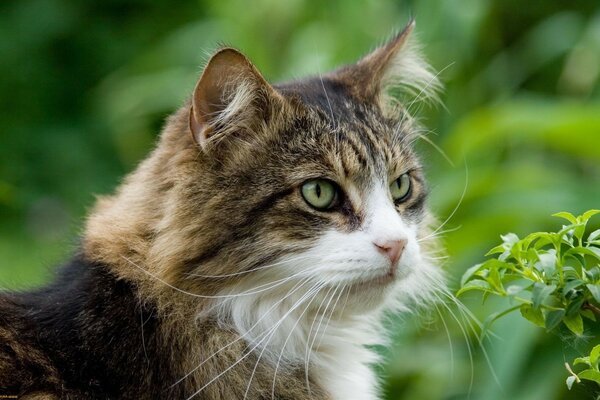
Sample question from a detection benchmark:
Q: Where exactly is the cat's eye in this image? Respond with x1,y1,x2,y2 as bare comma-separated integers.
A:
390,174,411,202
301,179,338,210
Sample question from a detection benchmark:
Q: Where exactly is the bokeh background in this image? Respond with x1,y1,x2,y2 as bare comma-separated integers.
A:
1,0,600,398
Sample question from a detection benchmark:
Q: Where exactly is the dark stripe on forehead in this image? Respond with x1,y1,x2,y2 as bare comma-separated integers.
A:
276,77,357,126
351,125,387,177
338,131,369,170
276,75,414,181
378,132,395,167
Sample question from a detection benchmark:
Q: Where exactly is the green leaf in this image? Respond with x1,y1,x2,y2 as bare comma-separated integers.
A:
456,280,492,297
483,305,521,330
553,211,578,224
565,247,600,261
574,356,591,366
578,369,600,385
487,267,505,294
563,279,584,296
545,309,565,331
501,232,520,246
585,267,600,283
521,231,551,250
566,375,577,390
460,264,484,286
506,279,533,296
588,229,600,243
586,284,600,303
485,244,505,256
581,309,596,321
563,313,584,336
534,249,557,276
581,209,600,222
590,345,600,365
563,266,580,281
520,304,545,328
534,235,554,249
566,296,585,316
560,227,576,247
574,223,586,243
532,282,556,309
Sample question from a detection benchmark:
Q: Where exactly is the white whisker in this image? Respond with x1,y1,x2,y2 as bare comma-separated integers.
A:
123,255,314,300
421,162,468,242
171,276,315,387
185,281,325,400
302,282,340,396
184,254,316,279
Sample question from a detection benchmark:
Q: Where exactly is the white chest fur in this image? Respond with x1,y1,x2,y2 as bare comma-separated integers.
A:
313,338,380,400
220,289,385,400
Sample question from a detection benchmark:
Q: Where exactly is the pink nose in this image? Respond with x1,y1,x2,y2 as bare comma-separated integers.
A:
374,239,407,266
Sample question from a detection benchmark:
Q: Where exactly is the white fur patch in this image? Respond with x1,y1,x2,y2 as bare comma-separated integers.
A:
215,183,443,400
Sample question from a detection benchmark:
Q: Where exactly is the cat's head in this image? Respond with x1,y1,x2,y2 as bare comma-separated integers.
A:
85,21,444,315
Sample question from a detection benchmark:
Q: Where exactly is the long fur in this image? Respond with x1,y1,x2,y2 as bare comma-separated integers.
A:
0,22,444,400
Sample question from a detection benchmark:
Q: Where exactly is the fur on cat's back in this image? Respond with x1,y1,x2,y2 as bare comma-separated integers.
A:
0,21,443,400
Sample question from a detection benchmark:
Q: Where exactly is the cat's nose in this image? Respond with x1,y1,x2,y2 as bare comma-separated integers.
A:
373,239,407,266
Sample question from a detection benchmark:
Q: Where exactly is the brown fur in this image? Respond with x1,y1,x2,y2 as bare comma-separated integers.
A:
1,20,440,399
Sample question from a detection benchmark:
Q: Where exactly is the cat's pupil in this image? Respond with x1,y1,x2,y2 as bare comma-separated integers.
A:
316,184,321,198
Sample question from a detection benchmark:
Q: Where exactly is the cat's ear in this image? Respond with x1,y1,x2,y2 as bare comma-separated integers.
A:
334,20,440,115
189,48,280,149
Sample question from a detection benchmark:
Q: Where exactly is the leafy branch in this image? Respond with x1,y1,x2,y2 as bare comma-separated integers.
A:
458,210,600,389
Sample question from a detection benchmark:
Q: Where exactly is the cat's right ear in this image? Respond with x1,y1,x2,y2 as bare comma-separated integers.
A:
189,48,281,149
332,20,440,117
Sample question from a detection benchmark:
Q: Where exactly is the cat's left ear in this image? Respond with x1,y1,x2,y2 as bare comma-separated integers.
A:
333,20,440,114
189,48,282,149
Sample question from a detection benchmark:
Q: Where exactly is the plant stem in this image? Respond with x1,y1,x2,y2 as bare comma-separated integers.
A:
583,302,600,318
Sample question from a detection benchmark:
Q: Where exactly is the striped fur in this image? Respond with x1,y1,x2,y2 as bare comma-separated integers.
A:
0,21,443,399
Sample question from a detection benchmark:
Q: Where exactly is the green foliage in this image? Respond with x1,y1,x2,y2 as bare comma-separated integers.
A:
460,211,600,389
2,0,600,398
567,344,600,390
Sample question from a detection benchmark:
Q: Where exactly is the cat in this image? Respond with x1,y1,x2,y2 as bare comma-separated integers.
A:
0,20,444,400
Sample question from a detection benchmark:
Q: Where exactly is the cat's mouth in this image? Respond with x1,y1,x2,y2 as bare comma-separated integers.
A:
349,269,396,291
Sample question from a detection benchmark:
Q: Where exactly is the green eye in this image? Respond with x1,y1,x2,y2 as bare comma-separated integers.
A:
390,174,411,201
301,179,338,210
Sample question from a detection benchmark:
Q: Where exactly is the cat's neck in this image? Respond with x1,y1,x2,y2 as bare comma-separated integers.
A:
217,286,385,400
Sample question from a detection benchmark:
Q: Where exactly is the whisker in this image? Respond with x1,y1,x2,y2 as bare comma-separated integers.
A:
315,282,346,351
139,304,150,365
431,283,502,392
418,225,463,244
438,288,503,362
123,255,313,300
245,280,325,400
433,302,454,379
432,291,475,396
404,61,453,114
268,280,330,399
302,282,340,396
185,280,326,400
416,132,455,167
184,254,316,279
422,161,469,241
171,276,315,387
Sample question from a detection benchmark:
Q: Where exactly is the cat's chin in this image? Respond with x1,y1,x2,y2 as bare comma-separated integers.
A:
349,272,395,292
335,274,397,313
339,265,417,313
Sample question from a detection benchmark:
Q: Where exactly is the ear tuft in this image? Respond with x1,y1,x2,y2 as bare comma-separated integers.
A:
376,22,441,113
189,48,278,149
335,20,442,117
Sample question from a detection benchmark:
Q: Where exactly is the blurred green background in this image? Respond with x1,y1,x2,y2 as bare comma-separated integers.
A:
1,0,599,398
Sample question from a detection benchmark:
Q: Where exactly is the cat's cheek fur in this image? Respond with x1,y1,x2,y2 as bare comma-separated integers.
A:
214,185,438,400
0,21,446,399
